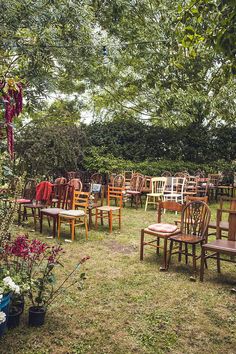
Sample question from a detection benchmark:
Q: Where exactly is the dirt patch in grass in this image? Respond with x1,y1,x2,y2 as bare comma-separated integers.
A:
105,239,137,254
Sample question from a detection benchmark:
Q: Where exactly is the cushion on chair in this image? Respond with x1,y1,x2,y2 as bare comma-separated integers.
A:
126,190,140,194
59,209,85,217
41,208,64,215
16,198,31,203
148,223,178,233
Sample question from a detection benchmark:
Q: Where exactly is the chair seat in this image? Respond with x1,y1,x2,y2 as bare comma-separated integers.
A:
23,203,45,208
41,208,64,215
164,193,182,198
97,205,120,211
16,198,31,203
169,233,204,244
208,220,229,230
126,190,141,195
203,239,236,253
144,227,180,237
146,193,163,197
148,223,178,233
59,209,85,217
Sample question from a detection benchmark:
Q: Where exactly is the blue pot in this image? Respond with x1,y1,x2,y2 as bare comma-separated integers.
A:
0,294,11,337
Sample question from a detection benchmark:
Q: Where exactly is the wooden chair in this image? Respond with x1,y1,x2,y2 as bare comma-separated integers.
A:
140,200,183,270
208,197,236,238
207,174,221,202
142,176,152,194
95,186,123,233
40,184,73,238
15,178,37,224
196,177,209,197
126,173,145,209
68,178,82,191
124,171,133,189
167,201,211,277
88,183,105,228
174,195,208,226
161,171,172,177
200,209,236,281
183,176,197,199
145,177,166,211
55,177,67,184
58,191,90,241
23,181,53,230
66,171,78,180
113,174,125,188
90,173,103,185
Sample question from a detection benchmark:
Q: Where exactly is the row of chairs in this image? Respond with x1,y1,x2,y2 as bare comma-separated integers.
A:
140,196,236,281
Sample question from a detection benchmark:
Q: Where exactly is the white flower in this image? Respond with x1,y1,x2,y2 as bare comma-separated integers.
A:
0,294,2,301
3,276,12,285
0,311,6,324
3,277,21,294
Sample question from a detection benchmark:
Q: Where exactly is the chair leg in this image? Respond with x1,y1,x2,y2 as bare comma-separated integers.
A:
192,244,197,277
71,219,75,241
185,244,188,264
167,240,174,269
85,217,88,240
57,216,61,240
53,217,56,238
217,252,221,273
95,209,98,229
119,209,121,229
162,238,168,270
40,212,43,233
140,229,144,261
156,237,160,255
200,247,205,282
145,196,149,211
178,242,182,262
33,209,37,231
108,211,112,233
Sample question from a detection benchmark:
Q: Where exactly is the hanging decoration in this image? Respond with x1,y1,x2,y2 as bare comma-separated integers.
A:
0,79,23,159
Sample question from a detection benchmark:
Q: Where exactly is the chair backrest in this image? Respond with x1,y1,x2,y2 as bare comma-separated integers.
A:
161,171,172,177
72,191,90,213
67,171,77,180
157,200,183,222
35,181,54,204
186,195,208,204
90,173,103,184
174,172,186,178
23,178,36,200
142,176,152,193
130,173,145,192
180,201,211,238
228,211,236,241
55,177,67,185
171,177,186,194
113,174,125,188
107,186,123,208
207,174,221,187
151,177,166,194
68,178,82,191
124,171,133,187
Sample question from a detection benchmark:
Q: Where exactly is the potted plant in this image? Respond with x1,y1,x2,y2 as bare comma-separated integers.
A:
4,235,89,327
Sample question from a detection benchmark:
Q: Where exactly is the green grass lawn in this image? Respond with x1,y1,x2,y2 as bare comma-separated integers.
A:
1,203,236,354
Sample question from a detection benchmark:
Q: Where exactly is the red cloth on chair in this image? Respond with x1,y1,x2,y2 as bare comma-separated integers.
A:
36,181,53,202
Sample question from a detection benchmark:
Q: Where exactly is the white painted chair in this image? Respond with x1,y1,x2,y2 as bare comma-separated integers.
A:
145,177,166,211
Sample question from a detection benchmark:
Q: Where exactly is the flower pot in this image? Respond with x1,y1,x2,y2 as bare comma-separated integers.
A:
0,293,11,336
28,306,46,327
7,307,22,329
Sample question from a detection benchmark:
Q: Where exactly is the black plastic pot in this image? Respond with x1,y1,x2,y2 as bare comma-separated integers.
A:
7,307,22,329
28,306,46,327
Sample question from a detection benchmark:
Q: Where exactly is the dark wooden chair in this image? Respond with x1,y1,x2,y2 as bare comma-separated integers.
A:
208,197,236,238
200,209,236,281
40,184,73,238
23,181,53,230
167,201,211,277
207,174,221,202
95,186,123,233
126,173,145,209
113,174,125,188
140,200,183,270
68,178,82,191
161,171,172,177
15,178,37,224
